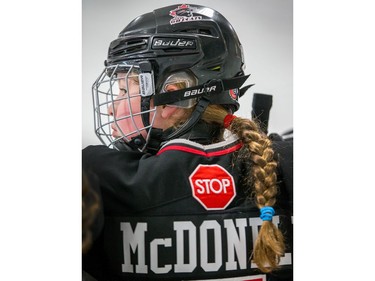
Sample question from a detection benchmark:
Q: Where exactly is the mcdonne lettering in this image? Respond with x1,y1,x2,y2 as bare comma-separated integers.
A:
120,216,292,274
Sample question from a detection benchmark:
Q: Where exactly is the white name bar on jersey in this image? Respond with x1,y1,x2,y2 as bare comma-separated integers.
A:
120,216,292,274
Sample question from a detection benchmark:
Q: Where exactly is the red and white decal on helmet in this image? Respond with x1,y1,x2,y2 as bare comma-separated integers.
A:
189,164,236,210
169,4,203,25
229,89,239,100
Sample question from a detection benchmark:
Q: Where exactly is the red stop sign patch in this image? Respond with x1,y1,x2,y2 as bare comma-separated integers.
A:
189,164,236,210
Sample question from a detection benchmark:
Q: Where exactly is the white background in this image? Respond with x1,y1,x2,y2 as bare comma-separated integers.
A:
82,0,293,147
1,1,375,281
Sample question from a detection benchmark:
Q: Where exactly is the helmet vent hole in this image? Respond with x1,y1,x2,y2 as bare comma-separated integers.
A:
178,28,213,36
198,29,212,36
111,38,148,56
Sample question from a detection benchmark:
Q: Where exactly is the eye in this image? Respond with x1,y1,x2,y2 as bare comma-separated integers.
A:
119,88,128,95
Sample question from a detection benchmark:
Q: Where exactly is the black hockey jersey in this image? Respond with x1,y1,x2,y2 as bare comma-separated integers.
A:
82,135,293,281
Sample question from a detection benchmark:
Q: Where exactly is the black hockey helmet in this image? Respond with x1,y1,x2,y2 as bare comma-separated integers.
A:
105,3,248,111
92,4,251,151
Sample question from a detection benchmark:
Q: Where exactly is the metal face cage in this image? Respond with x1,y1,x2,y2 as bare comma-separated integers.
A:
92,63,156,151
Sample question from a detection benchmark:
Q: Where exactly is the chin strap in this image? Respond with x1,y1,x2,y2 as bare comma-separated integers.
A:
145,128,164,154
113,135,147,151
164,97,210,141
140,96,152,130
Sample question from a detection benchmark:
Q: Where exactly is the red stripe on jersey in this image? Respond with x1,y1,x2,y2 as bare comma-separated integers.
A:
157,142,243,157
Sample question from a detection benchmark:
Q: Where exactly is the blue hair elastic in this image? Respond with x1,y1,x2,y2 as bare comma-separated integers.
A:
260,206,275,221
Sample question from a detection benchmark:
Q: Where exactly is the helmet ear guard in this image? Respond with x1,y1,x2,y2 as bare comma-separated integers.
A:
160,70,198,108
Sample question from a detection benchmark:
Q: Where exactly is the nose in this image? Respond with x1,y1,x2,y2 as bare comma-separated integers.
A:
107,92,122,116
107,100,116,116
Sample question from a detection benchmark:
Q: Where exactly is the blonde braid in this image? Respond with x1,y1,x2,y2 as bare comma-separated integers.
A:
185,104,285,272
229,116,285,273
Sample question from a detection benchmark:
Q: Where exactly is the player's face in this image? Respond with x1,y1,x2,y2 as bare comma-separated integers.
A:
107,72,152,139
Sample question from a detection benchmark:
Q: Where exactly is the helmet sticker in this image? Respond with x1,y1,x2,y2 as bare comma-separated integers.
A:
139,73,154,97
229,89,239,100
169,4,202,25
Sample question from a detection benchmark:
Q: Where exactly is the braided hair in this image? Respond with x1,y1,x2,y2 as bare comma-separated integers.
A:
200,105,285,272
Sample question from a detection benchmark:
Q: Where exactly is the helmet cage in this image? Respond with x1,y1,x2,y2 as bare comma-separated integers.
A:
92,62,156,151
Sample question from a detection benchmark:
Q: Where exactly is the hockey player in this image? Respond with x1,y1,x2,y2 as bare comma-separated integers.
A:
83,4,293,281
